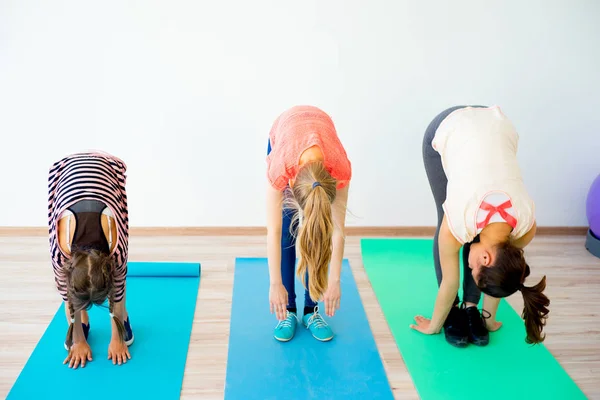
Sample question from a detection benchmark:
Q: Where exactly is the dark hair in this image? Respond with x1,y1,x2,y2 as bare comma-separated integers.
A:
63,249,126,348
477,242,550,344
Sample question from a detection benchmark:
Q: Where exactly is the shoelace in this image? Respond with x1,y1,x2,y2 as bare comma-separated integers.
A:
465,307,492,331
461,304,492,320
455,305,492,333
306,308,328,329
476,309,492,332
276,313,295,329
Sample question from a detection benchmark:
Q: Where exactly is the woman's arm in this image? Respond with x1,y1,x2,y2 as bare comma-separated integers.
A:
329,184,349,284
111,300,127,325
108,295,131,365
429,218,462,332
483,295,503,331
266,184,284,284
412,216,461,334
266,184,287,320
322,184,348,317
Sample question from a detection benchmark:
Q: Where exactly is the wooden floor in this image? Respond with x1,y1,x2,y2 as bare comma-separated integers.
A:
0,235,599,399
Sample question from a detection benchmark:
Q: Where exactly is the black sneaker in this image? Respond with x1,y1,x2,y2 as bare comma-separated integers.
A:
443,306,469,348
124,318,135,346
464,306,490,346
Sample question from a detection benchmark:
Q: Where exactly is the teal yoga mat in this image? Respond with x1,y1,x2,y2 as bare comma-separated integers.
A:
7,261,200,400
361,238,586,400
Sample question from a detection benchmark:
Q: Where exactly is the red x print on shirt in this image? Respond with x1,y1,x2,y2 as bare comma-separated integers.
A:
477,200,517,229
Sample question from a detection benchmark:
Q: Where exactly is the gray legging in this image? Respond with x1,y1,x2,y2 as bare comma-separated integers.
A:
422,105,486,306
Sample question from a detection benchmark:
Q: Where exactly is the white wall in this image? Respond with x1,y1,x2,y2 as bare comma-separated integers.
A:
1,0,599,227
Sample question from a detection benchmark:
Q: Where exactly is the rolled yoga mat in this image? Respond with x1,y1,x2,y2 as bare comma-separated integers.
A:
361,238,586,400
224,258,393,400
7,262,201,400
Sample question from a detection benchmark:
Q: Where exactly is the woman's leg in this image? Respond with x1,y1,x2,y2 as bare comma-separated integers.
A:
422,106,467,305
422,106,470,347
268,139,297,312
303,270,318,315
461,240,482,305
280,205,298,312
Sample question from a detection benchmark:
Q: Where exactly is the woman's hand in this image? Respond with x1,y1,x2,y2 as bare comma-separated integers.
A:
482,295,502,332
269,283,288,321
486,319,503,332
108,339,131,365
410,316,440,335
323,281,341,317
64,341,92,369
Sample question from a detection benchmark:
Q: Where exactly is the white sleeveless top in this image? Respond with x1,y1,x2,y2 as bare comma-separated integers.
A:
432,106,535,244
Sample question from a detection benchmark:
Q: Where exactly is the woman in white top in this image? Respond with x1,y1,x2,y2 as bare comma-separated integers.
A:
411,105,549,347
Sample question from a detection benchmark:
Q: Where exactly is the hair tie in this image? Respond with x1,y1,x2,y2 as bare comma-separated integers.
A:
312,182,321,189
518,283,525,291
70,318,75,323
109,313,115,318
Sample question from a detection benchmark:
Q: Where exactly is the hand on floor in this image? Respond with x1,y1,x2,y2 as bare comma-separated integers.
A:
64,341,92,369
323,282,341,317
108,339,131,365
410,316,439,335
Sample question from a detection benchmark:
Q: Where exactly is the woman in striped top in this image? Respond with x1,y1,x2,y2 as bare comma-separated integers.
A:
412,105,550,347
48,151,134,368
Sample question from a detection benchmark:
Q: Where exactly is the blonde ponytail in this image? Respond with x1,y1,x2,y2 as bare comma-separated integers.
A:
297,185,334,301
284,161,337,302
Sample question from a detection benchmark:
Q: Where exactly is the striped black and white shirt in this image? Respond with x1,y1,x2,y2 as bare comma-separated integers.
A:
48,151,129,302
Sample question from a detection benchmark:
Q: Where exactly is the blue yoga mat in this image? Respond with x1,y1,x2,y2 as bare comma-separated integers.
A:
7,262,200,400
225,258,393,400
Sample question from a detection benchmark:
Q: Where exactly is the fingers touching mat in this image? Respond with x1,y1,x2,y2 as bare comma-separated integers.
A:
361,238,586,400
7,262,200,400
225,258,393,400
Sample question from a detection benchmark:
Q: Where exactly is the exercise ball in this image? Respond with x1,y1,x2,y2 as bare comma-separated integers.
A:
586,174,600,258
587,175,600,235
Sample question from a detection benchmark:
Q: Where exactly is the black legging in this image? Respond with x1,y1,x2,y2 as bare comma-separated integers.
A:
422,105,486,306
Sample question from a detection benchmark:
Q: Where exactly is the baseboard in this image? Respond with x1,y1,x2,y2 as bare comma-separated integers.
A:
0,226,588,237
536,227,589,236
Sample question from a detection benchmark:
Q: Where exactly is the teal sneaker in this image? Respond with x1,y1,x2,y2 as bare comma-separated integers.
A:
274,311,298,342
302,306,334,342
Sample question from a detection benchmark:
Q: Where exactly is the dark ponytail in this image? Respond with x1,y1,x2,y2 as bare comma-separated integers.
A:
478,242,550,344
519,267,550,344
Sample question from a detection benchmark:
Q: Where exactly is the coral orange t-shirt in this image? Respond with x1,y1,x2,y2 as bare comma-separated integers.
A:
266,105,352,191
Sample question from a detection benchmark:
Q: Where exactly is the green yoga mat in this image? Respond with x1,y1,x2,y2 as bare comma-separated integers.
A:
7,261,200,400
361,238,586,400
